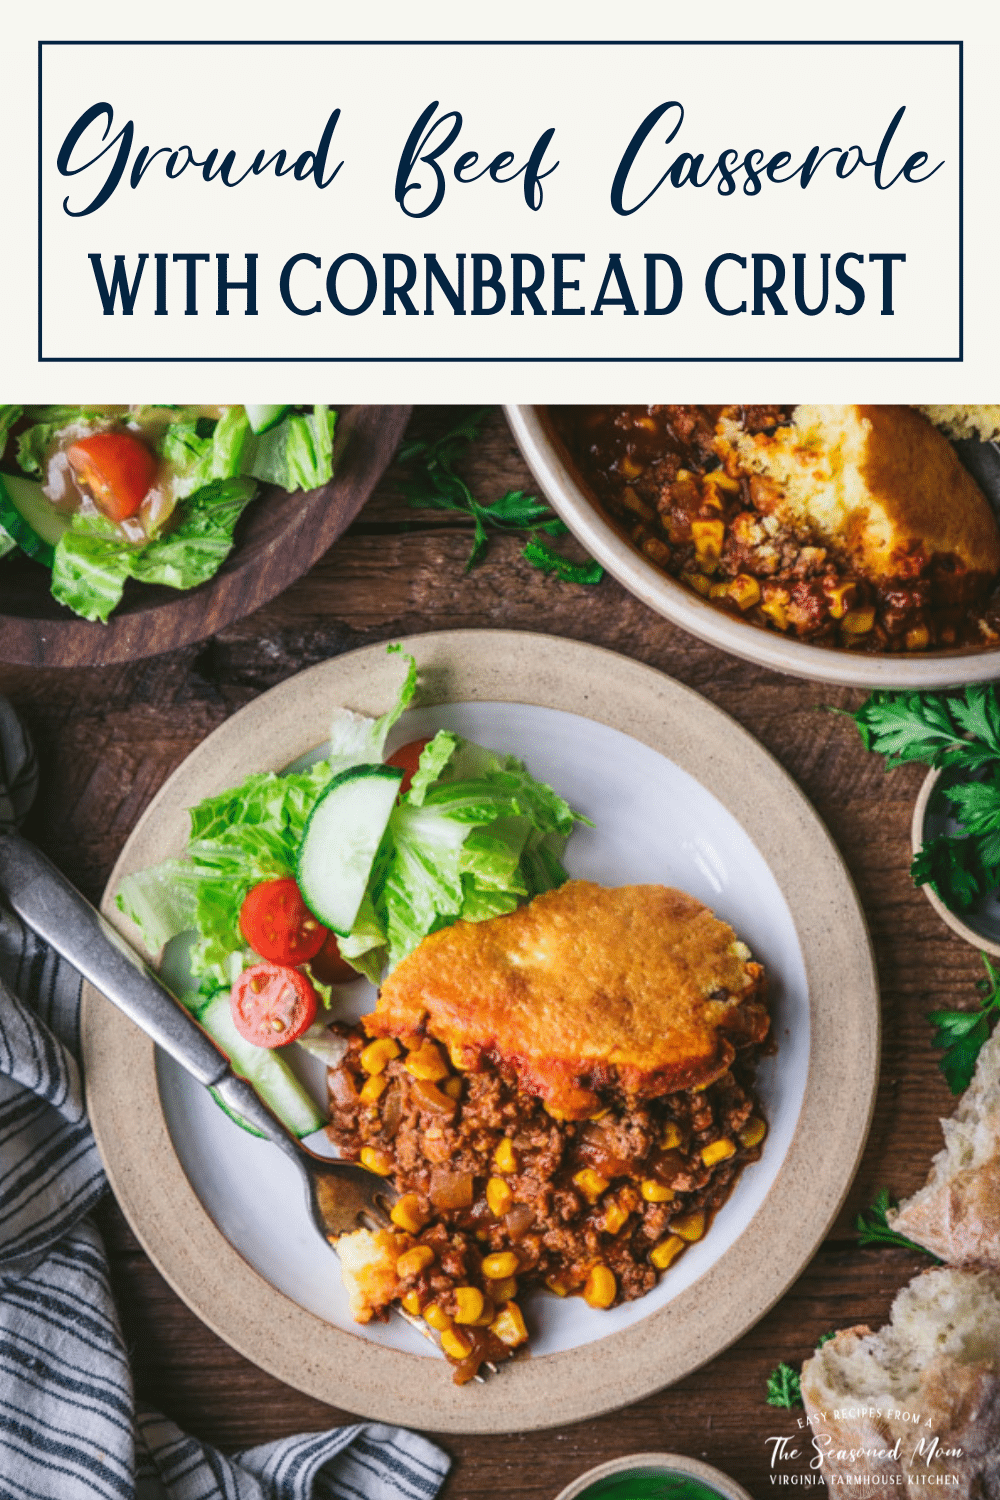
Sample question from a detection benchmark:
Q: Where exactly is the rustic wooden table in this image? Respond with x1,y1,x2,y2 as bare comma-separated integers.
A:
0,407,978,1498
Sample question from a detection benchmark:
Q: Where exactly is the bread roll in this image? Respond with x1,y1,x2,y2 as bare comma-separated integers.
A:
889,1027,1000,1269
800,1267,1000,1498
714,405,1000,584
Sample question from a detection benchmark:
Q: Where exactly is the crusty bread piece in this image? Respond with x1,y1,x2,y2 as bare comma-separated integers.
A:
801,1267,1000,1499
714,404,1000,583
889,1027,1000,1269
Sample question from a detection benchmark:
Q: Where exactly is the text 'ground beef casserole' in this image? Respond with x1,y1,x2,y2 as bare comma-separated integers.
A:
327,882,771,1382
549,405,1000,653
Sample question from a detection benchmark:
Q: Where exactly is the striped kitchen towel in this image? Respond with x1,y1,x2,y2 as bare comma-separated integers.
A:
0,699,450,1500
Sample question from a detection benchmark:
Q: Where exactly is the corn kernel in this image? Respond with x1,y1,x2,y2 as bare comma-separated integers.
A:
701,1138,737,1167
405,1041,449,1081
401,1290,423,1314
619,455,643,480
451,1286,485,1324
760,596,790,631
650,1235,686,1270
583,1264,617,1309
490,1301,529,1348
641,1178,675,1203
493,1137,517,1174
905,624,931,651
642,537,671,567
672,1210,706,1242
662,1122,683,1150
473,1297,495,1326
544,1101,572,1120
739,1117,767,1149
825,581,858,620
442,1076,463,1100
603,1199,631,1235
396,1245,435,1279
727,574,761,611
440,1326,473,1361
691,518,725,568
360,1146,394,1176
358,1074,388,1104
620,485,656,521
423,1303,451,1332
491,1276,518,1303
703,468,740,493
682,572,713,599
545,1276,569,1297
360,1038,399,1075
448,1043,470,1070
390,1193,428,1235
842,606,876,636
481,1251,519,1280
709,581,730,600
486,1177,514,1217
573,1168,609,1204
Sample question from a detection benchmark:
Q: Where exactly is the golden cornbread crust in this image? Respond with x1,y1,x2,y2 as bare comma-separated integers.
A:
717,404,1000,582
857,404,1000,577
366,881,768,1120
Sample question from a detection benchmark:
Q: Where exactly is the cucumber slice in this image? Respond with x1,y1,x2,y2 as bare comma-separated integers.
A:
197,991,325,1138
244,404,291,435
0,472,70,564
298,764,403,936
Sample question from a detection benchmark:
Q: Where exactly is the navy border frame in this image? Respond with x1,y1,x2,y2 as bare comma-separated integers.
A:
37,38,964,363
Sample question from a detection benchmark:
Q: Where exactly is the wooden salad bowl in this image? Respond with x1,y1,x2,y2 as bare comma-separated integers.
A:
0,405,412,668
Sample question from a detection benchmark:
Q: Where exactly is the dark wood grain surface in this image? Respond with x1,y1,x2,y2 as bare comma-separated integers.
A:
0,407,983,1499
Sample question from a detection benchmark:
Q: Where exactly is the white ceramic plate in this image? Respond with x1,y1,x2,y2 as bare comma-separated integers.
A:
83,631,879,1433
158,697,809,1356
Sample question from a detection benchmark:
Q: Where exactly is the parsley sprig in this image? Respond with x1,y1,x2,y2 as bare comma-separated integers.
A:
845,687,1000,910
396,407,604,584
855,1189,941,1258
851,687,1000,906
844,686,1000,1090
766,1333,835,1409
929,952,1000,1093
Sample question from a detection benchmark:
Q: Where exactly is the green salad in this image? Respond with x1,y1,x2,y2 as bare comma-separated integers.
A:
0,403,335,622
116,650,588,1137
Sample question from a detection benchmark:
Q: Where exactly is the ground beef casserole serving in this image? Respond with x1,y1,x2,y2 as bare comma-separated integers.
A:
549,404,1000,653
326,882,771,1383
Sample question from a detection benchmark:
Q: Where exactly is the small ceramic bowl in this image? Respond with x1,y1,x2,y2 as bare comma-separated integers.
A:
505,404,1000,690
912,766,1000,956
554,1452,753,1500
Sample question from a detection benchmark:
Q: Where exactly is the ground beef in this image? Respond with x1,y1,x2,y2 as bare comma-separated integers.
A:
548,404,1000,652
326,1022,767,1379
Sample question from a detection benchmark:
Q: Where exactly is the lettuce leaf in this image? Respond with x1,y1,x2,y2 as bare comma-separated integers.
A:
50,476,257,623
245,405,336,492
327,647,418,775
116,649,588,987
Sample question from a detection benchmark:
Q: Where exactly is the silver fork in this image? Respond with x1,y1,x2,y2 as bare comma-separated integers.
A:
0,831,466,1365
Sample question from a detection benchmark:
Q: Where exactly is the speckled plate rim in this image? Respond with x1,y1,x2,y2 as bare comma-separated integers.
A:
82,630,879,1434
505,404,1000,691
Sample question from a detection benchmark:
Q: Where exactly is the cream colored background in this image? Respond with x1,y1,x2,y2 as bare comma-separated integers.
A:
2,0,995,400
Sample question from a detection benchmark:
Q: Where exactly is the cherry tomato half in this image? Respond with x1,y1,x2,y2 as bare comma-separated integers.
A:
66,431,158,522
231,962,318,1048
386,737,432,797
239,877,328,965
308,929,359,986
